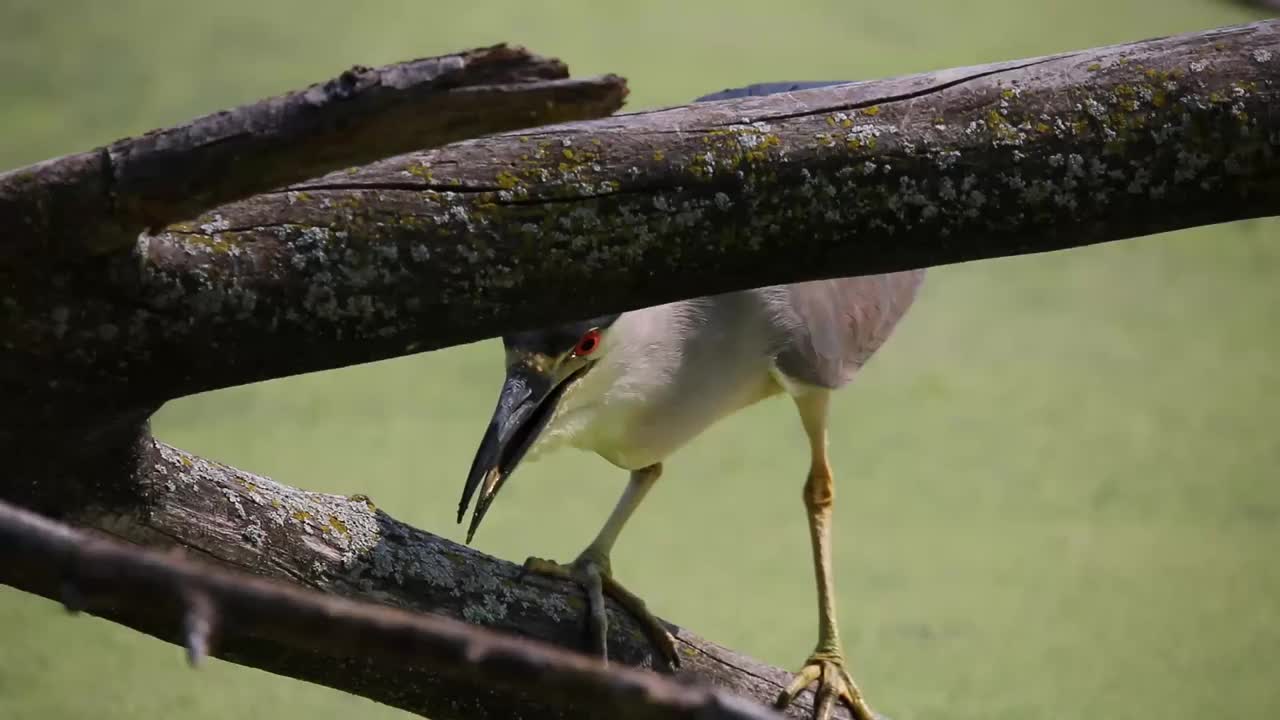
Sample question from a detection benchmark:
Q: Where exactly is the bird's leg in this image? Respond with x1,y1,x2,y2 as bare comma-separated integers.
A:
520,463,679,669
776,392,878,720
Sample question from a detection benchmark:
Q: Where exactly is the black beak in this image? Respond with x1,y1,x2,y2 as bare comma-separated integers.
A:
458,363,583,543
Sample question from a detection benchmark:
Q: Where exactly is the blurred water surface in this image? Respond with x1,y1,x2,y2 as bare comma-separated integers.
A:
1,2,1277,718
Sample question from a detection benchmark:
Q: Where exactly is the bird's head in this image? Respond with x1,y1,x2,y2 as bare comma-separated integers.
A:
458,313,620,542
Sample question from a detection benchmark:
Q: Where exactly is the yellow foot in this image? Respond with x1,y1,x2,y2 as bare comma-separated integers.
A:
520,551,679,671
776,650,876,720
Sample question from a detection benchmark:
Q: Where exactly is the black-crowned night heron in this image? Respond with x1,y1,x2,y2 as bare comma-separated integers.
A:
458,82,926,720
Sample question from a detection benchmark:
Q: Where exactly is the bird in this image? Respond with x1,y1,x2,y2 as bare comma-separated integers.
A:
457,81,926,720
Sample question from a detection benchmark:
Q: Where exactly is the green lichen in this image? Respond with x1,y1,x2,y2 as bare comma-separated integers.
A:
349,493,377,512
495,171,521,190
328,515,351,536
986,109,1021,144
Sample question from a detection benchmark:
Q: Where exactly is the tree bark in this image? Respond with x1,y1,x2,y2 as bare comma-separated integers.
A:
2,19,1279,720
4,21,1278,422
0,44,625,265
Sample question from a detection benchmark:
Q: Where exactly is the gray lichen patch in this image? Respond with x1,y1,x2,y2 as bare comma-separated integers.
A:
349,526,583,627
154,443,382,568
150,443,583,628
461,591,510,624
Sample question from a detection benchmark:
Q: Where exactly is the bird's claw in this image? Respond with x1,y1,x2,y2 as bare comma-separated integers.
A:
520,553,680,672
775,650,877,720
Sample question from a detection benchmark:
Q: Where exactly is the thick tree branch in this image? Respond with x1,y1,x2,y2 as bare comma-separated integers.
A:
1,433,835,720
0,496,783,720
0,44,626,264
4,21,1278,418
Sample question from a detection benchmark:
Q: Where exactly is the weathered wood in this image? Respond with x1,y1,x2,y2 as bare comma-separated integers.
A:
0,495,785,720
0,44,626,264
3,21,1277,421
1,435,837,720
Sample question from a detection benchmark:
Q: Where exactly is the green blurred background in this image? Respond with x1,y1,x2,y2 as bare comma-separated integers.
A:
2,1,1278,718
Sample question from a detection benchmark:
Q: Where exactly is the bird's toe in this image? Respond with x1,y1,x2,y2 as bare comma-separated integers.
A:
516,551,678,672
775,652,877,720
519,556,573,581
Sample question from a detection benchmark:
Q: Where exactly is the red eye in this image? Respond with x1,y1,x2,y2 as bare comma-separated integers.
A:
574,329,601,356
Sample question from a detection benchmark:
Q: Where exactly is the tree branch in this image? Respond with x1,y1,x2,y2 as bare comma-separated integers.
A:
1,432,833,720
0,495,783,720
4,21,1278,417
0,44,627,264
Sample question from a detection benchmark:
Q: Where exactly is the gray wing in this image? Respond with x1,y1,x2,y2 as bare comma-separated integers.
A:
692,81,922,388
694,80,854,103
770,271,926,389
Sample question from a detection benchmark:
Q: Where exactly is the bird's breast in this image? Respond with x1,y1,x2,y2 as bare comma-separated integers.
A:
559,362,782,471
529,296,787,471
